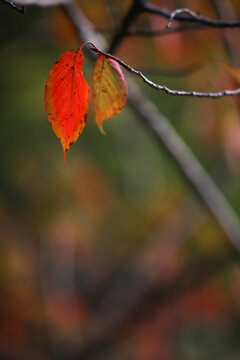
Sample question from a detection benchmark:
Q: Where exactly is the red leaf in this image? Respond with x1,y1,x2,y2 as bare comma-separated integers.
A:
44,49,90,164
92,55,127,133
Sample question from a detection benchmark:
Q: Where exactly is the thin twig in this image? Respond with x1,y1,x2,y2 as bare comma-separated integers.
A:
105,2,240,53
144,3,240,28
82,41,240,99
166,8,202,29
2,0,25,13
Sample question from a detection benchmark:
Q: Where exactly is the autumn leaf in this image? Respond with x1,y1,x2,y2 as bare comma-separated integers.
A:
92,55,127,133
44,48,90,164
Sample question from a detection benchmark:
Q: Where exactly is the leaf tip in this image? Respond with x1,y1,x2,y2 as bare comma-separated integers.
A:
98,123,106,135
63,149,67,168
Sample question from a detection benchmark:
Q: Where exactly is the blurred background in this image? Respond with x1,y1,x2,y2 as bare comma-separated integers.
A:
1,0,240,359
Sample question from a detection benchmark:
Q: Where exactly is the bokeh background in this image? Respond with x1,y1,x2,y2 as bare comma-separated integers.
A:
1,0,240,359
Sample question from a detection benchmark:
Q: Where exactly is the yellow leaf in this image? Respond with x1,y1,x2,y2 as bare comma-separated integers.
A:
92,55,127,133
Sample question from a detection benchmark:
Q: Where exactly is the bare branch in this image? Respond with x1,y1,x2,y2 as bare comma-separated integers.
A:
2,0,25,13
166,8,203,29
144,4,240,28
82,42,240,99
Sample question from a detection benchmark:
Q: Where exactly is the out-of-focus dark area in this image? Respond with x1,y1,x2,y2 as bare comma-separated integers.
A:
0,0,240,359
